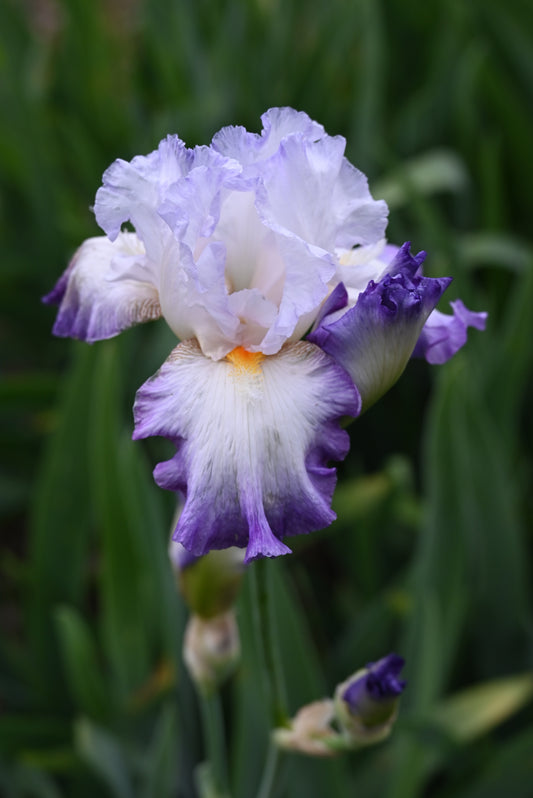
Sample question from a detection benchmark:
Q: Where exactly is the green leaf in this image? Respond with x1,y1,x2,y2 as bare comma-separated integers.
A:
139,704,179,798
88,340,180,702
232,561,348,798
0,761,63,798
54,606,112,722
458,232,532,272
449,727,533,798
482,259,533,434
88,341,150,698
27,344,97,705
75,718,134,798
0,716,69,757
375,150,468,209
430,673,533,743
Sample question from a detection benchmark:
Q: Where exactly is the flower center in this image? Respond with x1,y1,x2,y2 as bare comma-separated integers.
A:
226,346,265,376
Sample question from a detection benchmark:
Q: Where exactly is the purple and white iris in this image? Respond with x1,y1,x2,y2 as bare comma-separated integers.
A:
44,108,486,563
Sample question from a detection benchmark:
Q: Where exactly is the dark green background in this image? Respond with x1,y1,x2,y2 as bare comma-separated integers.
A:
1,0,532,795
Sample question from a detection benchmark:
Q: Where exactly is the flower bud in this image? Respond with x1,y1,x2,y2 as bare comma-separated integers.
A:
169,539,245,619
183,610,240,694
274,654,406,756
334,653,406,744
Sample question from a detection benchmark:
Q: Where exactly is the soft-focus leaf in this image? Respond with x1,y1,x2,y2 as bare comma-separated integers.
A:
449,727,533,798
26,344,97,704
54,606,111,722
89,341,151,698
482,260,533,434
89,340,180,702
0,762,63,798
458,232,532,272
430,673,533,743
375,151,468,209
75,718,133,798
139,704,179,798
0,717,69,756
232,561,348,798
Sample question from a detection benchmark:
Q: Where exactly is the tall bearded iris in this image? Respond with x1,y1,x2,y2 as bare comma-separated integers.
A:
44,108,486,563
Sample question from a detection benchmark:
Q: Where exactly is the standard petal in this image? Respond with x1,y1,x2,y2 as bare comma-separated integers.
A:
94,135,193,263
335,239,390,298
413,299,488,364
211,123,263,165
259,107,327,157
308,243,450,410
133,340,360,562
256,230,337,355
158,241,240,360
211,107,326,165
42,234,161,341
259,134,387,252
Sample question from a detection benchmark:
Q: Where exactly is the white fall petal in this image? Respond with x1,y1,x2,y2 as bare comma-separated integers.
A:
133,340,360,562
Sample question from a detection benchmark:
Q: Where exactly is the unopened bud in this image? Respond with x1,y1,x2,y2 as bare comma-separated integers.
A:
334,653,406,744
169,539,245,619
274,653,406,756
183,610,240,694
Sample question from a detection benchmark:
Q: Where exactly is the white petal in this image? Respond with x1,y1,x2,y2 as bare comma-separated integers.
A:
133,340,360,562
94,135,193,265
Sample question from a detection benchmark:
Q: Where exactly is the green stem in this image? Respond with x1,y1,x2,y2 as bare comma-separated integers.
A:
249,560,289,798
250,559,288,726
198,690,230,798
256,742,283,798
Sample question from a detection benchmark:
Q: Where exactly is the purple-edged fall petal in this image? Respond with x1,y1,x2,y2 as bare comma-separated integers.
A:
42,234,161,342
133,340,360,562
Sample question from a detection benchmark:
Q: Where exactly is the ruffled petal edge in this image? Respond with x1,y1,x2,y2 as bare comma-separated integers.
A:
413,299,488,364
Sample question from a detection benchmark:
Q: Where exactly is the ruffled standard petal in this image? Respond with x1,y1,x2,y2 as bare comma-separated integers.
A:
413,299,488,364
133,340,360,562
257,134,387,251
252,134,387,353
308,243,450,410
42,234,161,341
211,106,326,166
94,135,193,263
259,107,327,158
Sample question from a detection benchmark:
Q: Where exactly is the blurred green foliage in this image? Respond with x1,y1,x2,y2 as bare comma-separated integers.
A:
1,0,532,795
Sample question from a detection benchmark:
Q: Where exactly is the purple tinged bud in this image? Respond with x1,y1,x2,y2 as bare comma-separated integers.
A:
275,654,406,755
344,653,406,708
334,653,406,742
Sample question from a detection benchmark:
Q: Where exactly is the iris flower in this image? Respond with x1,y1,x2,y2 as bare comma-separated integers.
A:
44,108,486,563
